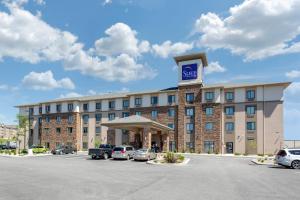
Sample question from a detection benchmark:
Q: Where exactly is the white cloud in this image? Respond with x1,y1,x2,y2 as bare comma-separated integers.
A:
152,41,193,58
0,84,19,91
102,0,112,6
93,23,150,57
194,0,300,61
34,0,45,5
22,70,75,90
0,84,9,90
205,61,226,75
286,82,300,95
286,70,300,78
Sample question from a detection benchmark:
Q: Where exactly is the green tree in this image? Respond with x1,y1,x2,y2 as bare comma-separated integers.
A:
16,114,29,154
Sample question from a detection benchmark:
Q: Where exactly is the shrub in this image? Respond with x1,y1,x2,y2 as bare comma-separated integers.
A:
234,153,241,156
257,154,264,157
164,152,185,163
21,149,28,154
207,150,212,154
32,148,48,154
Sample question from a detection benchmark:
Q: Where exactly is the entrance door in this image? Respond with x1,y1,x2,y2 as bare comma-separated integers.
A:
226,142,233,153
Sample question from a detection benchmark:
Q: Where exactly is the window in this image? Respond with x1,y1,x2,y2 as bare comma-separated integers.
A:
205,122,213,131
109,101,115,109
56,104,61,112
83,103,89,111
56,142,61,148
151,96,158,105
186,142,194,149
56,116,61,123
186,123,194,133
108,113,115,121
68,115,73,123
67,127,73,134
45,142,50,148
246,90,255,100
29,107,34,115
95,114,101,122
95,102,101,110
45,105,51,113
225,92,234,101
135,98,142,106
56,127,61,134
246,105,256,115
205,107,213,116
247,122,256,131
45,116,50,123
39,107,42,113
44,128,49,134
204,141,215,153
168,108,175,117
205,92,214,101
123,100,129,109
225,122,234,132
289,150,300,155
168,123,174,130
151,110,158,119
185,107,194,116
67,103,73,112
168,95,175,104
135,111,142,116
186,93,194,103
225,106,235,116
83,115,89,124
95,126,101,135
122,112,129,118
82,142,88,150
38,117,42,124
83,127,88,135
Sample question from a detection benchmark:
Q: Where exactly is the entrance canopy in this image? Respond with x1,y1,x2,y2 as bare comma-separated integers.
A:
101,115,172,132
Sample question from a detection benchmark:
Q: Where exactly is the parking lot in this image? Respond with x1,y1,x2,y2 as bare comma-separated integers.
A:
0,154,299,200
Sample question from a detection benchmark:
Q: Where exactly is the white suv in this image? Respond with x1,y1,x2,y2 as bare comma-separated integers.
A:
275,148,300,169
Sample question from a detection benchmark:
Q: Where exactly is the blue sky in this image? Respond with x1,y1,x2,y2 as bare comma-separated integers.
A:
0,0,300,139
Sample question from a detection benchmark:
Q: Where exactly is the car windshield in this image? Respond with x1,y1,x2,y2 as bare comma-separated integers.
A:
289,150,300,155
113,147,123,151
100,144,108,148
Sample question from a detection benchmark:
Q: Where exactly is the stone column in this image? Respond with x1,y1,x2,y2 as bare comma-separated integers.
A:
162,133,170,152
142,127,151,149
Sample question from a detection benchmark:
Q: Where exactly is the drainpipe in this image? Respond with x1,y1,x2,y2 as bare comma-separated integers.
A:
263,86,265,155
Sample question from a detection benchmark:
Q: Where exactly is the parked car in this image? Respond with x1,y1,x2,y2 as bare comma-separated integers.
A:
133,148,156,161
0,144,8,149
88,144,114,159
51,146,74,155
275,148,300,169
112,146,135,160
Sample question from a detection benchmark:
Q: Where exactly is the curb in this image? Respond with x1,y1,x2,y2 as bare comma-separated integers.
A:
251,159,275,166
147,158,190,166
0,153,52,158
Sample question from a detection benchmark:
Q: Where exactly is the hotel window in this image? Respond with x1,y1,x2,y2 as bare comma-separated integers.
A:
225,92,234,101
67,127,73,134
168,123,174,130
38,117,42,124
186,142,194,149
56,104,61,112
67,103,73,112
205,122,213,131
83,127,88,135
82,115,89,124
45,142,50,148
44,128,49,134
185,107,194,117
45,105,51,113
205,92,214,101
56,127,61,134
109,101,115,109
135,111,142,116
205,107,213,116
68,115,73,124
186,93,194,103
151,96,158,105
56,116,61,123
186,123,194,134
95,126,101,135
168,108,175,117
168,95,176,104
95,114,102,122
123,100,129,109
29,107,34,115
246,90,255,100
225,122,234,132
108,113,115,121
135,98,142,106
204,141,215,153
83,103,89,112
95,102,101,110
247,122,256,131
45,116,50,123
225,106,235,116
82,142,88,150
122,112,129,118
246,105,256,115
39,106,42,113
151,110,158,119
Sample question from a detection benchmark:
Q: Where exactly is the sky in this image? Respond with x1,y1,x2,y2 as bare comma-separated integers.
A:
0,0,300,139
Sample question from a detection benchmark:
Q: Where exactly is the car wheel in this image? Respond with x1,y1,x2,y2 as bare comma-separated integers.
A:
127,155,130,160
104,153,109,160
291,160,300,169
147,156,150,161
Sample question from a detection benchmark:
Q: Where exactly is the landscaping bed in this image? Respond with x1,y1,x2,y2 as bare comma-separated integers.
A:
147,152,190,166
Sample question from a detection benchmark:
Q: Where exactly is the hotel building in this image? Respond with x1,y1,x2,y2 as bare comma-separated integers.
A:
16,53,290,155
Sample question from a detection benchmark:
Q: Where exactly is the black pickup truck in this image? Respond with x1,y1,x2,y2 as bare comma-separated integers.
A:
88,144,114,159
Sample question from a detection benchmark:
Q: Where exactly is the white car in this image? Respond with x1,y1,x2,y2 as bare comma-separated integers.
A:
275,148,300,169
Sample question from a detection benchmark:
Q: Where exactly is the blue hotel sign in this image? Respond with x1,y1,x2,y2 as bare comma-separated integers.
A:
182,63,198,80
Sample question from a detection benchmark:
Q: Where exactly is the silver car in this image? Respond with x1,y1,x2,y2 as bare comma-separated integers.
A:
112,146,135,160
133,148,156,161
275,148,300,169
